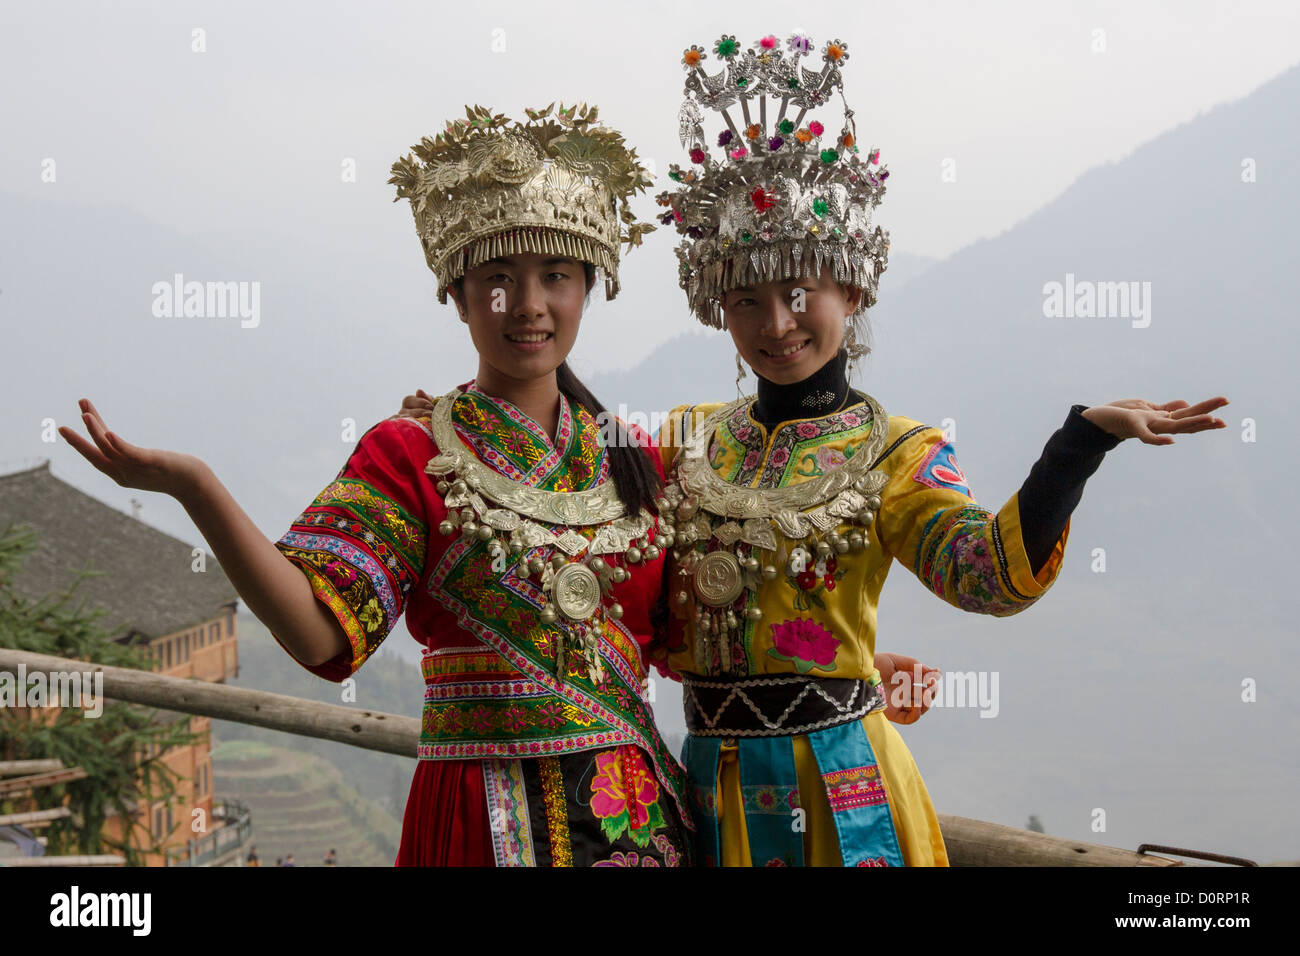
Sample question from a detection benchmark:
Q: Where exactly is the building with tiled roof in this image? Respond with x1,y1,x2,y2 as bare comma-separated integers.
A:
0,460,246,865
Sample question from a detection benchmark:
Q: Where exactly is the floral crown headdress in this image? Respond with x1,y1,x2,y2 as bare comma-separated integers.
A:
658,33,890,329
389,103,656,303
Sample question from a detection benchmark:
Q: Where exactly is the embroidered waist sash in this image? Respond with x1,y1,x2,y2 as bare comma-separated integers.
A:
419,647,644,757
683,673,886,737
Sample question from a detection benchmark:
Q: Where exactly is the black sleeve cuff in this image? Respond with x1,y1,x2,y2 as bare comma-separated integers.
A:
1063,404,1124,456
1018,405,1120,575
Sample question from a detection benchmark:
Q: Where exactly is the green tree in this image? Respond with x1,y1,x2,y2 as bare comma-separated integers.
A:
1026,814,1045,833
0,522,200,865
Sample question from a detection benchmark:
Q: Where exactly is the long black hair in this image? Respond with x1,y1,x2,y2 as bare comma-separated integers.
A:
555,359,662,516
452,262,662,516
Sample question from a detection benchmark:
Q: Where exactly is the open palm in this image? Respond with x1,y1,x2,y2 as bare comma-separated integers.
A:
58,398,201,497
1081,396,1229,445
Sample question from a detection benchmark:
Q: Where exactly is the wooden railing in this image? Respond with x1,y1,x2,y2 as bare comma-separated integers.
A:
0,760,119,866
0,648,1198,866
164,799,254,867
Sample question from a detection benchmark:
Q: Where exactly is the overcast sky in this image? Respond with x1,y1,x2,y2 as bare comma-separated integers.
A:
3,1,1298,284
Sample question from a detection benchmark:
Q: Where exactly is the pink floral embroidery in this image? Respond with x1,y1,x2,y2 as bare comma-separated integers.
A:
767,618,840,673
795,422,819,438
458,402,490,429
536,701,565,729
841,412,862,427
500,705,529,733
769,447,790,467
325,558,357,586
743,449,761,470
815,445,847,471
955,535,999,611
468,705,495,734
589,747,666,846
592,749,658,818
501,430,530,456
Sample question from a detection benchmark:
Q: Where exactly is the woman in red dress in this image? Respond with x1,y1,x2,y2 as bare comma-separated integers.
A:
59,103,693,866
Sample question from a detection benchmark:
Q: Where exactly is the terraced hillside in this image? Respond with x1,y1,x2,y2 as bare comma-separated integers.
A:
212,739,401,867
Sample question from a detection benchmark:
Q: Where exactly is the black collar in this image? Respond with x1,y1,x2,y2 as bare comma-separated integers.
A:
752,349,856,429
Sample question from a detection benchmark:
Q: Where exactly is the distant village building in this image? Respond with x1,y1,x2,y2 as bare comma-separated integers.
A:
0,460,251,866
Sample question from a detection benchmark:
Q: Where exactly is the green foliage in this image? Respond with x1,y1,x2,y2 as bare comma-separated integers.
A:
0,522,200,865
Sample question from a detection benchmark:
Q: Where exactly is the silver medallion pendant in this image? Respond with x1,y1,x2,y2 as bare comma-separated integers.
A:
552,563,602,620
693,551,745,607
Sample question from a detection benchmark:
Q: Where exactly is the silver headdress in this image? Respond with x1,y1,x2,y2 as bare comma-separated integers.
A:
389,103,656,303
659,33,890,328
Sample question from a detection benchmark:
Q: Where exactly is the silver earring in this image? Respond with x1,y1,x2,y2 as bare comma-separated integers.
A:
844,320,871,380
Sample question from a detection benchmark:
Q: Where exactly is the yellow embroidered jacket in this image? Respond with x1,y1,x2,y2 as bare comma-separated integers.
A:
651,397,1068,681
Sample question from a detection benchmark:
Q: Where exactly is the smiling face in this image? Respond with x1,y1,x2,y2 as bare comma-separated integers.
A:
448,252,593,388
721,270,862,385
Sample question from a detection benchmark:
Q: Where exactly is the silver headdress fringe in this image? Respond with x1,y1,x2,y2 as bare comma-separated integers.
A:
435,227,621,303
685,225,889,329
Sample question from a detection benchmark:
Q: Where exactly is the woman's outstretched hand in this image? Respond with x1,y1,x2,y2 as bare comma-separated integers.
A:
58,398,205,498
1081,397,1229,444
59,399,350,669
396,388,436,419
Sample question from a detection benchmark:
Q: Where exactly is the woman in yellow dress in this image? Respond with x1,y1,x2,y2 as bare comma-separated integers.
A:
644,30,1229,866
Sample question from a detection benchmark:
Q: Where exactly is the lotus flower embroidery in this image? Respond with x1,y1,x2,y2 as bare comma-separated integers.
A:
767,618,840,673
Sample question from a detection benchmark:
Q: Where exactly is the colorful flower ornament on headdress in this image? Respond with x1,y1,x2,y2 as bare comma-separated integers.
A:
661,33,891,328
389,103,656,303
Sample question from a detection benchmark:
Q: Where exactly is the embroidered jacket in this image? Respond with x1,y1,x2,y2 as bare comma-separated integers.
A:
652,397,1068,681
272,384,688,821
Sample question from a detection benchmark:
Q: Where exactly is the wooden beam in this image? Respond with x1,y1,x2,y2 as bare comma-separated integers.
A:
1,855,125,867
938,814,1183,867
0,807,73,828
0,759,65,777
0,648,419,758
0,767,88,797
